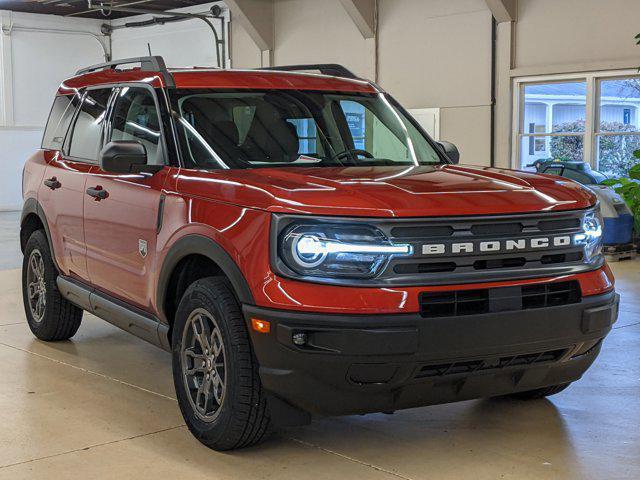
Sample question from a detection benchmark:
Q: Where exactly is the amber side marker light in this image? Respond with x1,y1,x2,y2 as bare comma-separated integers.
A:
251,318,271,333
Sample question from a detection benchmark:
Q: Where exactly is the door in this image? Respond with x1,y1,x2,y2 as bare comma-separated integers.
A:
83,86,170,310
40,89,111,282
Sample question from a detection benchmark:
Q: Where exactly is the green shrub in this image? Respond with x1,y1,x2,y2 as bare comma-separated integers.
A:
602,154,640,232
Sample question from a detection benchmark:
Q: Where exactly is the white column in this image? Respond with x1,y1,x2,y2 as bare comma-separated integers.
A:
584,77,595,167
0,12,14,127
545,102,553,156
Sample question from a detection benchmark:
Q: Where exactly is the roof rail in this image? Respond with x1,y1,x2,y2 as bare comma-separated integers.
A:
75,56,174,87
258,64,359,80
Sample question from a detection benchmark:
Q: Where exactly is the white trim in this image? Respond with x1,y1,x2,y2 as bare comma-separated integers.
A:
512,69,640,170
0,13,14,127
0,125,43,131
510,60,640,78
584,76,595,168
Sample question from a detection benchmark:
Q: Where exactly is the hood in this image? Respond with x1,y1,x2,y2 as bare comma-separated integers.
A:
176,164,596,217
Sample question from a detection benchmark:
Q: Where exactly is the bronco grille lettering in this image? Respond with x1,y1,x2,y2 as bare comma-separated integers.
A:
421,235,573,255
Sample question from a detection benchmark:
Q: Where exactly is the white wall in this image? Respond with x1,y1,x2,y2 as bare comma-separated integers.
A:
110,3,229,68
0,128,42,211
514,0,640,73
494,0,640,169
0,10,106,210
231,0,493,166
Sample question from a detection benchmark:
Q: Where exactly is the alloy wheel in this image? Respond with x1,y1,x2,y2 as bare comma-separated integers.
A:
26,249,46,323
181,308,226,422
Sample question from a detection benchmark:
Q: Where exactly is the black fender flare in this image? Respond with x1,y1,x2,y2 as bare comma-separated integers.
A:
156,234,255,323
20,198,60,271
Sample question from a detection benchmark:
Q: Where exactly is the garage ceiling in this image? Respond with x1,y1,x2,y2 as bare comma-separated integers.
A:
0,1,217,19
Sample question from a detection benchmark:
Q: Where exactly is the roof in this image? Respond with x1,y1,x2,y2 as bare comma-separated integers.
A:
58,67,377,95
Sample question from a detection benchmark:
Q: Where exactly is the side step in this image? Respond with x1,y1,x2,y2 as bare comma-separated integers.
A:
56,276,170,351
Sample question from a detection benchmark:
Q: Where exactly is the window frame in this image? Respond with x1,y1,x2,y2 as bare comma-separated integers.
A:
64,86,115,164
62,82,171,167
107,83,168,167
512,69,639,171
41,93,81,150
168,88,450,170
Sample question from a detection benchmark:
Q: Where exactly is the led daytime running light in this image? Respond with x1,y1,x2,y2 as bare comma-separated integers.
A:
296,235,412,256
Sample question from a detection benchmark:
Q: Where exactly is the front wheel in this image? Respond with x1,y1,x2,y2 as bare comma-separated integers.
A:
171,277,271,451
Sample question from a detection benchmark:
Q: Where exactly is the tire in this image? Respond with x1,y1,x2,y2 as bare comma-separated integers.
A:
171,277,271,451
507,382,571,400
22,229,83,341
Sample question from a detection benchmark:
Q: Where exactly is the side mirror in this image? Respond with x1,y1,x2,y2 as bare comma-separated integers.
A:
437,141,460,164
99,141,156,174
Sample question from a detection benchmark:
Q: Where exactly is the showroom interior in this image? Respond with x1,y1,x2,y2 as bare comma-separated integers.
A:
0,0,639,478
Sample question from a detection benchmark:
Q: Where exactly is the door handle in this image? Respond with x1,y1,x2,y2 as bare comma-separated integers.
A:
86,186,109,200
44,177,61,190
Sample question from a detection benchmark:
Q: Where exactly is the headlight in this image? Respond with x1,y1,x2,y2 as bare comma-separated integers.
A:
575,208,603,263
279,223,412,279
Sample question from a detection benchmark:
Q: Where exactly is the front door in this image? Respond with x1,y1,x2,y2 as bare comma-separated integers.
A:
83,86,170,311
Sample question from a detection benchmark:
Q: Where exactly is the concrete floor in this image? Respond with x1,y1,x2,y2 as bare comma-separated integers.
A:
0,211,638,479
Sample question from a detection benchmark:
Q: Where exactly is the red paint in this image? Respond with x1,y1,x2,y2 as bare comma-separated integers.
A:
38,150,94,282
59,69,164,94
58,68,376,95
83,166,171,310
25,65,613,323
258,267,614,314
170,70,377,92
175,165,596,218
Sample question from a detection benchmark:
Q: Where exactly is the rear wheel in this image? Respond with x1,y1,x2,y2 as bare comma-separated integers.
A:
22,230,83,341
507,383,571,400
171,277,270,451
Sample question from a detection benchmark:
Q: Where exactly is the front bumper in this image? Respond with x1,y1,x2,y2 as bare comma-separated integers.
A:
243,290,619,417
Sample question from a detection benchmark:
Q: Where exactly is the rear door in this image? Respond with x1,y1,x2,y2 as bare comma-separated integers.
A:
40,88,111,282
83,85,170,310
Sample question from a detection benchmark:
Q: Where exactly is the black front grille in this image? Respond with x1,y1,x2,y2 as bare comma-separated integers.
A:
521,281,581,309
420,289,489,317
419,281,581,318
382,209,595,286
414,348,567,379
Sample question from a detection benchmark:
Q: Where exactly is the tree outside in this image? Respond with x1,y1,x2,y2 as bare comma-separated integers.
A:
550,119,640,177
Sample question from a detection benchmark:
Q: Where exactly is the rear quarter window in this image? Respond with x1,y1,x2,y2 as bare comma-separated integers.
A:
41,94,80,150
67,88,112,161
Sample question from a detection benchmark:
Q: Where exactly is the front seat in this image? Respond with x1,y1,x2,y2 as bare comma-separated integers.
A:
240,109,299,164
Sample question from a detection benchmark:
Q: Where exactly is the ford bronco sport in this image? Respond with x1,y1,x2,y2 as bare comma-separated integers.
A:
21,56,619,451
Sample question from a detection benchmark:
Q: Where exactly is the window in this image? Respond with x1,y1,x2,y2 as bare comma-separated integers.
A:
514,72,640,178
518,81,586,169
337,98,436,164
596,78,640,177
42,93,81,150
340,100,366,149
68,88,112,161
172,89,442,170
110,87,162,165
286,118,319,155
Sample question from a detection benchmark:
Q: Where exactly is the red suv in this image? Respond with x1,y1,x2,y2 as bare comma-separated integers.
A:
21,56,619,450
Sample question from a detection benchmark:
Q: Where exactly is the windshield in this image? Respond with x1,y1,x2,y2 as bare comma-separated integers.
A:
170,89,445,170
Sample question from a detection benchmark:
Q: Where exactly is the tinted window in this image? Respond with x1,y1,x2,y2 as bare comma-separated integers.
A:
42,94,81,150
173,90,442,170
110,87,163,165
68,88,112,161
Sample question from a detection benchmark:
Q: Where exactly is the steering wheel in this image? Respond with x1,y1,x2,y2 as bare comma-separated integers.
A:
331,148,374,163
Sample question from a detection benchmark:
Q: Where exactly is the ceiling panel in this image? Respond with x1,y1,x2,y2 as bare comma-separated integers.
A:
0,1,216,19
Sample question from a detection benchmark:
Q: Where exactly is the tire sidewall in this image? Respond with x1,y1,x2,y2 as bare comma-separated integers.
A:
171,281,244,444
